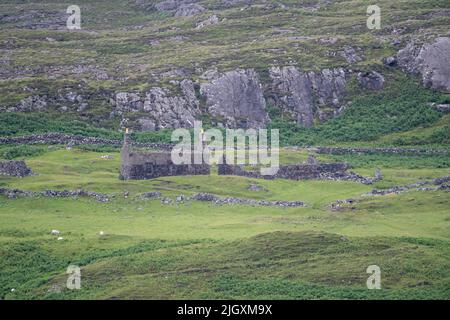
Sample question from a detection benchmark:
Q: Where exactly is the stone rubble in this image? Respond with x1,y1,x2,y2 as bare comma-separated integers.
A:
192,193,305,207
0,188,109,202
0,160,33,177
328,199,356,211
365,174,450,196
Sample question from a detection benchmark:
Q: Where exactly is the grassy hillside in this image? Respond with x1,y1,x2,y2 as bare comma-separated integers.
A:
0,148,449,299
0,0,449,147
1,0,449,301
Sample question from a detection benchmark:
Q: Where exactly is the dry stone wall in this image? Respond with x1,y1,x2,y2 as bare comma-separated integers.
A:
0,160,33,177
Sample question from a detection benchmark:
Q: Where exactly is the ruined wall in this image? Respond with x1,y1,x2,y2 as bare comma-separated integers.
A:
122,161,210,180
120,134,210,180
218,163,350,180
0,160,33,177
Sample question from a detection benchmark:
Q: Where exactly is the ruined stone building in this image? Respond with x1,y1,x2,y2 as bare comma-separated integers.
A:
119,132,363,182
119,131,210,180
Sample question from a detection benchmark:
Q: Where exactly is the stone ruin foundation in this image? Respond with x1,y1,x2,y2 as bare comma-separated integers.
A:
119,133,374,183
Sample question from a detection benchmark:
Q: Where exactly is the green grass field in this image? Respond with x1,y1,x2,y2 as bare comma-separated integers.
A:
1,147,449,299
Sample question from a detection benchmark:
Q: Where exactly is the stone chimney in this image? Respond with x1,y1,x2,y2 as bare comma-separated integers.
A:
120,129,132,180
123,128,131,147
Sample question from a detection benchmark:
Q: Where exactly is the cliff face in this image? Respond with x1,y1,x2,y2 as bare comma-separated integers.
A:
268,66,349,126
0,1,449,132
111,67,350,130
114,80,200,131
200,69,269,129
397,37,450,93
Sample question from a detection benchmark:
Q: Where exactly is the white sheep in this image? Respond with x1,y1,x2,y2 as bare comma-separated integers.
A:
51,229,61,235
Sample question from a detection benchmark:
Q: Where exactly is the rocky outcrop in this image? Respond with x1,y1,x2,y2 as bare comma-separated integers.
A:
1,88,103,114
0,10,67,29
428,103,450,112
0,161,33,177
357,71,385,90
115,79,200,131
397,37,450,93
200,69,269,128
339,46,362,64
143,0,205,16
196,15,219,29
175,4,206,16
13,95,48,112
268,66,348,126
142,83,199,129
115,92,142,112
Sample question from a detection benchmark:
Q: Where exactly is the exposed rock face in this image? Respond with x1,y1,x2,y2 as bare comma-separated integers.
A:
200,69,269,128
428,103,450,112
0,10,67,29
13,95,48,112
175,4,206,16
149,0,204,16
397,37,450,92
220,0,253,8
1,88,107,114
142,84,199,129
339,46,362,64
268,66,314,126
0,161,33,177
357,71,385,90
115,79,200,131
269,66,348,126
115,92,142,112
196,15,219,29
383,56,397,66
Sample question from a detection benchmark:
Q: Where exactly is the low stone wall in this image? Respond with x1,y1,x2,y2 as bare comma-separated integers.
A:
120,146,210,180
275,163,350,180
121,163,210,180
0,160,33,177
365,174,450,196
315,146,450,156
193,193,305,207
0,188,109,202
218,162,354,180
0,133,172,150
